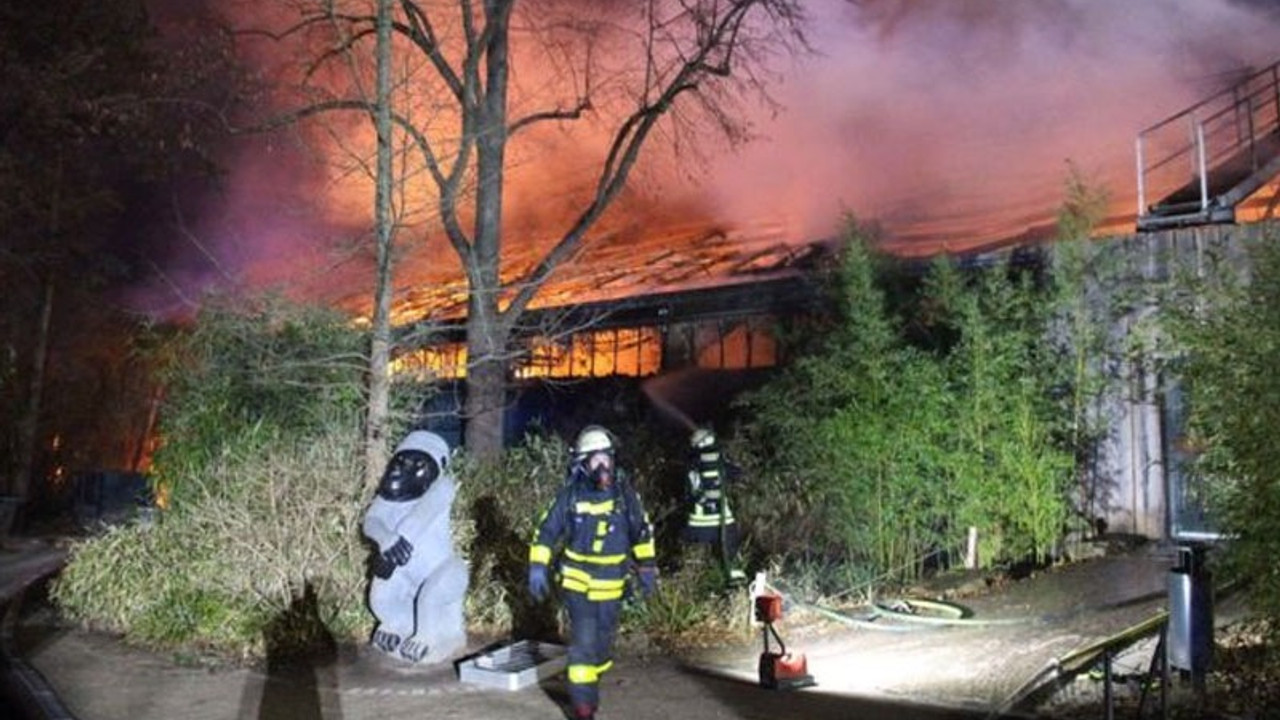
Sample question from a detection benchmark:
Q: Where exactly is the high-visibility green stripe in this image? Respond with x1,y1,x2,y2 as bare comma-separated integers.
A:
689,515,734,527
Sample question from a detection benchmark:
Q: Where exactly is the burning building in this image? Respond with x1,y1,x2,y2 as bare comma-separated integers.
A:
118,1,1280,535
374,223,835,443
388,225,831,382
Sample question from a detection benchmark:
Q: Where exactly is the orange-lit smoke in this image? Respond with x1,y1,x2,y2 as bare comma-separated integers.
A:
144,0,1280,316
210,0,725,310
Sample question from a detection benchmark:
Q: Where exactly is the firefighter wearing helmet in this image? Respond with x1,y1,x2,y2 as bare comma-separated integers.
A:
528,425,657,720
684,426,746,587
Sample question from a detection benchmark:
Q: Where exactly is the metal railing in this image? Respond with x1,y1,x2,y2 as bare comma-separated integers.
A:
1136,61,1280,220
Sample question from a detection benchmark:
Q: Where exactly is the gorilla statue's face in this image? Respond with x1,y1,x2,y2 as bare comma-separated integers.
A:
377,449,439,501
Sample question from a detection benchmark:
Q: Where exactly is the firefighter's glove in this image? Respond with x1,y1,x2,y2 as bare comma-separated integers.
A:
384,536,413,566
637,566,658,598
529,564,550,602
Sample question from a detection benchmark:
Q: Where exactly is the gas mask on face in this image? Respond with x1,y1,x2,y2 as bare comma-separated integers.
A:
585,451,615,491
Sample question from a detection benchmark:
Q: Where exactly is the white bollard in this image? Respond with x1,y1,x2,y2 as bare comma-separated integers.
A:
964,526,979,570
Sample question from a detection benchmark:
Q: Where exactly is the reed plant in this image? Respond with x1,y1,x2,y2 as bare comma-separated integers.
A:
735,217,1075,587
1160,225,1280,639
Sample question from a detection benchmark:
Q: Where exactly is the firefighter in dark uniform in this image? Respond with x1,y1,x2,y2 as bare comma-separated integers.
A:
683,427,746,587
528,425,657,720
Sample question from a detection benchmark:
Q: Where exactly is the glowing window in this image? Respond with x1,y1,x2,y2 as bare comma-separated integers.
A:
515,327,661,379
695,318,778,369
392,343,469,381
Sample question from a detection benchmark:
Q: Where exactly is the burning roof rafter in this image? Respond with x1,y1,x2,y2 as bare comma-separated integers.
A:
380,221,833,332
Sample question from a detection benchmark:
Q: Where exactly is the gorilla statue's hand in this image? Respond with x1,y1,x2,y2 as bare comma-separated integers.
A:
384,536,413,566
371,553,396,579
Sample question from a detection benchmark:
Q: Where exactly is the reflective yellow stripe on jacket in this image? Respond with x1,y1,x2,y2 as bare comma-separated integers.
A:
529,544,552,565
633,528,655,560
567,659,614,684
560,565,627,601
574,499,615,515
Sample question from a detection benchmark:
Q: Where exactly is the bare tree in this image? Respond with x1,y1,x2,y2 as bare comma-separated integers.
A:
239,0,807,459
366,0,396,487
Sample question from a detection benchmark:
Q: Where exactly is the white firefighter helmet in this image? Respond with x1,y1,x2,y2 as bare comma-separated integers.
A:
574,425,616,457
691,427,717,449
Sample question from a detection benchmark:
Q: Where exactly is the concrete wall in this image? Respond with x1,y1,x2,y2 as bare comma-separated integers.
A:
1086,222,1270,538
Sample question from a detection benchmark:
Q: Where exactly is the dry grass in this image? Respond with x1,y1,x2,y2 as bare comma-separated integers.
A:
51,419,372,660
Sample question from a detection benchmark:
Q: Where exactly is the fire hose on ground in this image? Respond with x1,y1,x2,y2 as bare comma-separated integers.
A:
762,576,1037,632
758,574,1191,718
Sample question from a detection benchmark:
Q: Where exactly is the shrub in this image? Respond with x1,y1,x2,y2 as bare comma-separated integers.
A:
148,295,369,504
52,414,372,658
52,296,376,658
452,431,569,636
735,218,1074,586
1162,227,1280,637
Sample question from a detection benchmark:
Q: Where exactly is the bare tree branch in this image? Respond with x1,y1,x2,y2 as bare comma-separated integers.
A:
507,97,591,136
504,0,765,318
240,0,807,456
400,0,465,99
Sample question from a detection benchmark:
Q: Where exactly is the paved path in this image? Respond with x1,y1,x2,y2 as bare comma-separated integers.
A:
3,538,1207,720
691,549,1176,716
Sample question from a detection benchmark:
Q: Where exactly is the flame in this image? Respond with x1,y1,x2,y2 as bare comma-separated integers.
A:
391,316,778,381
696,320,777,370
392,343,468,381
153,1,1280,330
48,434,66,488
153,481,171,510
514,327,664,380
366,220,808,325
1237,180,1280,223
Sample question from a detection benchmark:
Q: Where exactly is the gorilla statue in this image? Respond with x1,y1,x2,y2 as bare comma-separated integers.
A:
362,430,468,664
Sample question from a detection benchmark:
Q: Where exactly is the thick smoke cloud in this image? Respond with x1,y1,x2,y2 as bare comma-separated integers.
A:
137,0,1280,312
706,0,1280,253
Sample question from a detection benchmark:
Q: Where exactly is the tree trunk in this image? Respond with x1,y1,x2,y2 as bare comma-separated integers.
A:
363,0,395,489
462,0,514,460
13,281,54,502
464,318,509,459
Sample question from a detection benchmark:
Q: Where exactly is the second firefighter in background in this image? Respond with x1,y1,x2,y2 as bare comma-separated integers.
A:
528,425,657,720
683,426,746,587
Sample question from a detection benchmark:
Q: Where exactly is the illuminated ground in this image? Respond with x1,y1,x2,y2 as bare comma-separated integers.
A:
9,537,1220,720
690,546,1178,717
22,628,1011,720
